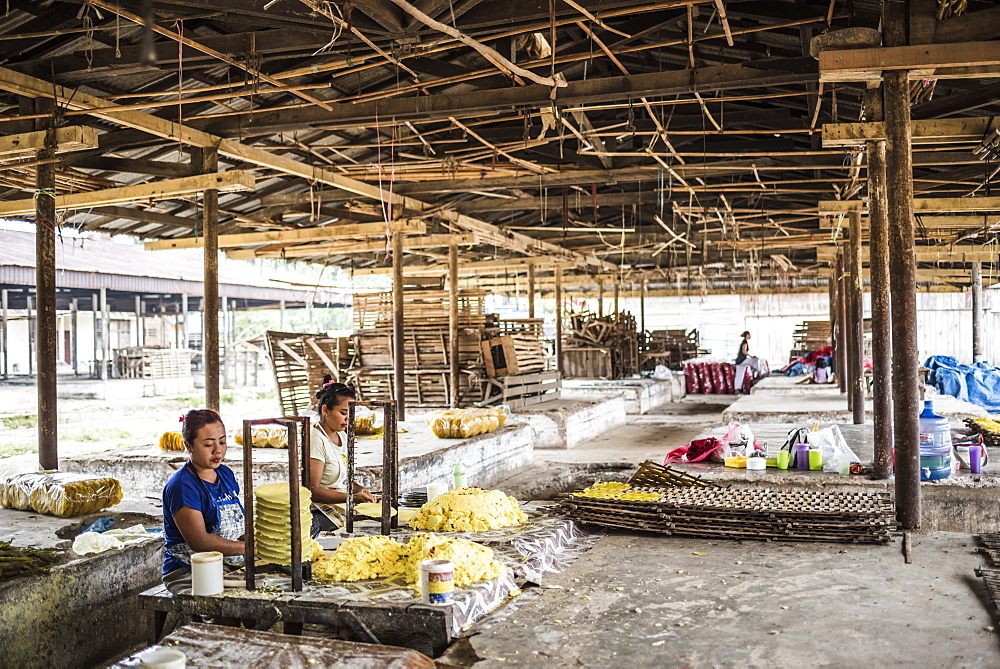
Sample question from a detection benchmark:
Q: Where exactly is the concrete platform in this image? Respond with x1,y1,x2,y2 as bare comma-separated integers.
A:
561,377,683,415
680,422,1000,533
517,396,627,450
61,421,534,499
0,505,162,668
462,531,999,668
723,383,987,425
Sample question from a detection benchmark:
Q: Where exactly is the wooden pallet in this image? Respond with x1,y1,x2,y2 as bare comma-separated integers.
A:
481,370,562,409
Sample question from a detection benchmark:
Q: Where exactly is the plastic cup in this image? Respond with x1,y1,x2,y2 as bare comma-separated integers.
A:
138,647,186,669
837,458,851,476
808,449,823,471
776,452,790,470
970,445,983,474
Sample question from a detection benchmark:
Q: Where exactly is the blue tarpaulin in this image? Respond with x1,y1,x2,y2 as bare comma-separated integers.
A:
924,356,1000,413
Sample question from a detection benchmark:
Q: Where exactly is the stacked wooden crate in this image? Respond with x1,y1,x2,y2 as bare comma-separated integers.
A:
642,328,701,370
265,331,355,416
481,318,548,377
350,289,495,407
789,320,832,361
563,311,640,379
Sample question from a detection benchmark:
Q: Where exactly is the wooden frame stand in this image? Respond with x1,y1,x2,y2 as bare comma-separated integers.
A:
344,400,399,535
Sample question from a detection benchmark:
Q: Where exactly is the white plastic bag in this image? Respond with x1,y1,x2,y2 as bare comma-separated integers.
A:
808,425,859,472
721,423,756,457
652,365,671,380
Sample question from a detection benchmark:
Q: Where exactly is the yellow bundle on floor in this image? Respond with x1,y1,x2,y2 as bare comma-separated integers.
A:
312,532,506,590
158,432,185,452
0,472,123,517
408,486,527,532
425,408,507,438
233,426,288,448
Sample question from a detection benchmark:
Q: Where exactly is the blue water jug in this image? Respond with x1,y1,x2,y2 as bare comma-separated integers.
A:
918,400,952,480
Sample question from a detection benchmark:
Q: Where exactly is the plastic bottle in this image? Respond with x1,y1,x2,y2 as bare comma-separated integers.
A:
452,463,467,489
918,400,952,480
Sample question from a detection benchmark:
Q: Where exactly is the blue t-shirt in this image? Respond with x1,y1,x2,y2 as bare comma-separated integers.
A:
162,463,242,576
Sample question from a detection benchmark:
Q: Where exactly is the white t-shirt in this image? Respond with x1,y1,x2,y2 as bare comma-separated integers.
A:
310,425,347,490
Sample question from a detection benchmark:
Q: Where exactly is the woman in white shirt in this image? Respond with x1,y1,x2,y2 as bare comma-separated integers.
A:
308,381,376,537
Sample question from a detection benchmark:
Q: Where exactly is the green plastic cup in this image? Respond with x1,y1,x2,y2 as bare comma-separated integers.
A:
808,449,823,470
776,451,790,470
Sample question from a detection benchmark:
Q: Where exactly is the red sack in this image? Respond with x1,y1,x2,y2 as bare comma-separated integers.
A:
663,437,726,464
685,363,698,394
710,363,726,395
723,364,736,394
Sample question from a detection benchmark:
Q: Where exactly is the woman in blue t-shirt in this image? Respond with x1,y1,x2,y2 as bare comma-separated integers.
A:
161,409,245,594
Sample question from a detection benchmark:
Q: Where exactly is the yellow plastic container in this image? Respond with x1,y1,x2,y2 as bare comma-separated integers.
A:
723,456,748,468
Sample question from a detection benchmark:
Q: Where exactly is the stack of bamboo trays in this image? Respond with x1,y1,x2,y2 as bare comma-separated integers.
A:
556,462,896,545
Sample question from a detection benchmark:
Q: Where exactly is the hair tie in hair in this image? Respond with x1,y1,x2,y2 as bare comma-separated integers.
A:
179,416,186,423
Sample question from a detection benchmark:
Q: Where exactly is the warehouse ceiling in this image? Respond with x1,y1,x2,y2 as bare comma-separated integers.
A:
0,0,998,295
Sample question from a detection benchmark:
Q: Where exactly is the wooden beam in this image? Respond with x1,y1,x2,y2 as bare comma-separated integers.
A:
0,66,609,270
819,213,1000,230
87,205,199,230
0,126,98,160
353,257,576,276
146,220,426,250
819,41,1000,82
823,116,997,148
71,156,196,178
819,197,1000,216
816,246,996,263
0,171,253,218
225,233,477,259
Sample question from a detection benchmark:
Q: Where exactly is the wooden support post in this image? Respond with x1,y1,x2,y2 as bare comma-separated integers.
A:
98,288,108,380
555,267,564,374
640,278,647,335
613,280,620,316
134,296,143,347
1,289,7,380
181,293,188,350
597,279,604,317
972,262,984,363
70,298,78,375
279,299,286,331
92,292,98,378
195,147,220,411
221,296,230,390
836,255,848,394
884,0,921,531
527,263,536,319
392,231,406,421
867,89,894,479
35,97,57,469
848,210,865,425
26,296,33,377
448,241,459,408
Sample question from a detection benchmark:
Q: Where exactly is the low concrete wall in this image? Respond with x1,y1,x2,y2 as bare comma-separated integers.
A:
560,378,677,414
518,397,628,449
0,538,162,668
63,423,535,498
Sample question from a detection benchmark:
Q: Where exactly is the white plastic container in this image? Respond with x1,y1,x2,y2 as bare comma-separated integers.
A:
745,457,765,471
419,559,455,605
138,646,186,668
426,483,449,502
190,551,224,596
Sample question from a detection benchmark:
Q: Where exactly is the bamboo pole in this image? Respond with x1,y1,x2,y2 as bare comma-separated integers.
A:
1,289,6,380
836,255,847,394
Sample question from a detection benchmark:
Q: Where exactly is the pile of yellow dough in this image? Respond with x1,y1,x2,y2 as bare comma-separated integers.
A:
0,472,123,517
312,532,506,590
408,487,527,532
158,432,184,452
425,408,507,439
253,483,321,565
573,481,662,502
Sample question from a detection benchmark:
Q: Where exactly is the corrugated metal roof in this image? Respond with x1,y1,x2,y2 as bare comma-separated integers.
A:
0,229,351,306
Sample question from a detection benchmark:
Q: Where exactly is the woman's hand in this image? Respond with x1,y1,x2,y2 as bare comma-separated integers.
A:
353,488,376,504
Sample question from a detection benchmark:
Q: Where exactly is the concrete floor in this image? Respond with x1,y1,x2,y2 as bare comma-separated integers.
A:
462,531,999,668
